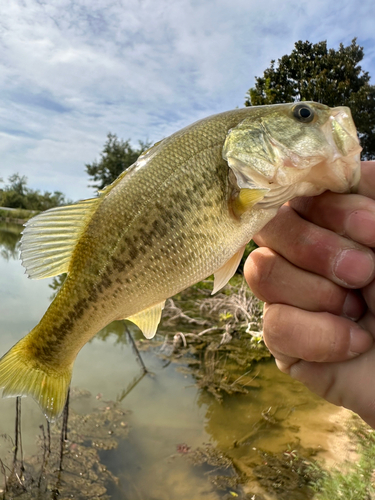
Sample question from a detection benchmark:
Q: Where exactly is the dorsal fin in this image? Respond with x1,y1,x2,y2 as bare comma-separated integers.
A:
21,197,100,279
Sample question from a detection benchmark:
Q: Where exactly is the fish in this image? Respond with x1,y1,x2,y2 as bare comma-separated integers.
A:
0,102,362,420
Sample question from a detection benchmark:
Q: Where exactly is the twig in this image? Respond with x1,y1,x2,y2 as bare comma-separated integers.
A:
13,398,19,468
63,389,70,442
116,372,147,402
13,471,25,489
125,324,148,374
0,458,8,494
163,299,210,326
197,326,221,337
47,421,51,454
59,387,70,471
230,370,253,387
13,397,24,472
183,327,225,339
173,332,187,348
160,334,170,352
38,425,47,488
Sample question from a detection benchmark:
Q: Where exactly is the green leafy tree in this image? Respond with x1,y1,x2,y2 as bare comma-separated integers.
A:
0,173,68,211
245,39,375,159
85,133,151,191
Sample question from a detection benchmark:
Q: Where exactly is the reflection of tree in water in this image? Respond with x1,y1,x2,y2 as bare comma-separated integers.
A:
0,222,22,261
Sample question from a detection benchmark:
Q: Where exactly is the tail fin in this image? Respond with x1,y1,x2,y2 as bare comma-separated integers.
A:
0,339,72,421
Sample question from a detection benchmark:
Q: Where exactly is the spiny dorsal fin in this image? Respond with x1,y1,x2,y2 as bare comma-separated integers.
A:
212,246,246,295
21,197,100,279
126,301,166,339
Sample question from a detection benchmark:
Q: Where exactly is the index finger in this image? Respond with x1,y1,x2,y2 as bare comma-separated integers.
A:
289,162,375,247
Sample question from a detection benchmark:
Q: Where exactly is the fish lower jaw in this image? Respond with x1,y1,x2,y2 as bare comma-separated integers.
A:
299,155,361,194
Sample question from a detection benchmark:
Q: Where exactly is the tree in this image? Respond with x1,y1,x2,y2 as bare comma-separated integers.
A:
85,133,151,191
0,173,68,211
245,39,375,159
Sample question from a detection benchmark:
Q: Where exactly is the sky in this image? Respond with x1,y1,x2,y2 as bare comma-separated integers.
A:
0,0,374,201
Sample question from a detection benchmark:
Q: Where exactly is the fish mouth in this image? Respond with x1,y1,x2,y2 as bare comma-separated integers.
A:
330,107,361,158
318,107,362,192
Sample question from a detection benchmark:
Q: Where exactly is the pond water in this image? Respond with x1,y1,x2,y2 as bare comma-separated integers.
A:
0,222,356,500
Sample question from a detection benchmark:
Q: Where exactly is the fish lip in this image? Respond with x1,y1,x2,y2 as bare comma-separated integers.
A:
329,107,362,158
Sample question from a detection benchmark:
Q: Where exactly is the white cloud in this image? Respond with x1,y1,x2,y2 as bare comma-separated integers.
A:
0,0,374,200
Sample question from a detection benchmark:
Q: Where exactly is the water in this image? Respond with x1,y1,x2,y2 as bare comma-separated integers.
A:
0,222,355,499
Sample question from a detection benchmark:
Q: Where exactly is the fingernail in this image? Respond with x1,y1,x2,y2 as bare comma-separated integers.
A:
334,249,375,286
346,210,375,246
349,327,373,357
342,291,365,320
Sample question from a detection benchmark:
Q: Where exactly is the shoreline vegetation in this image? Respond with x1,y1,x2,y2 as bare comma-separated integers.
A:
0,207,39,225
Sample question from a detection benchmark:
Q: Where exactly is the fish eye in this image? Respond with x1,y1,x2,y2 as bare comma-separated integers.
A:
293,104,314,123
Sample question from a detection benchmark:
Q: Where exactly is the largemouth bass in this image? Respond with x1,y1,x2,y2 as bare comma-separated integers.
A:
0,102,361,420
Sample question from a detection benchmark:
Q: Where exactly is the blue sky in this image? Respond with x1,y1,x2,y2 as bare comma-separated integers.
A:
1,0,374,201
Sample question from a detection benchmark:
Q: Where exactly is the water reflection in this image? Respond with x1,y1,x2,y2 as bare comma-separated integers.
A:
0,221,22,260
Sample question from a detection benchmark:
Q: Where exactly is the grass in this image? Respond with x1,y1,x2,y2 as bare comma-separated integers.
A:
311,416,375,499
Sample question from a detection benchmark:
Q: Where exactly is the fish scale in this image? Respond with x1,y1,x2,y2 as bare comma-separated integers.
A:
0,102,362,419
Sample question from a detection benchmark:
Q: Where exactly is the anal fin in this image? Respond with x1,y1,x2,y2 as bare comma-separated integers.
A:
126,301,166,339
213,246,246,295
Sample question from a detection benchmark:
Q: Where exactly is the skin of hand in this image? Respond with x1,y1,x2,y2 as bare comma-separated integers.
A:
244,161,375,428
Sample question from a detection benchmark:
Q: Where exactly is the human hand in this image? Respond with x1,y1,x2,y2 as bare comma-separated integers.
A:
244,161,375,428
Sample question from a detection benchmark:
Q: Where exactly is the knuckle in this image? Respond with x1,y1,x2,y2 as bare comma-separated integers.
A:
317,283,346,315
244,248,278,299
263,304,284,348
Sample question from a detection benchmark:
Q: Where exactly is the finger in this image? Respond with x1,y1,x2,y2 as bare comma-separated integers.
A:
289,192,375,247
253,205,375,288
245,248,365,319
262,303,373,370
359,307,375,333
361,279,375,317
288,161,375,246
287,335,375,428
358,161,375,200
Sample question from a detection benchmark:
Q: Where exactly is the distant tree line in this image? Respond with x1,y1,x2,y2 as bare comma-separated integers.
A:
0,173,68,211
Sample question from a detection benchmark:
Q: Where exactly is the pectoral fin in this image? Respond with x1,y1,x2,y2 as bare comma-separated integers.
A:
126,301,166,339
231,188,268,218
213,246,246,295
